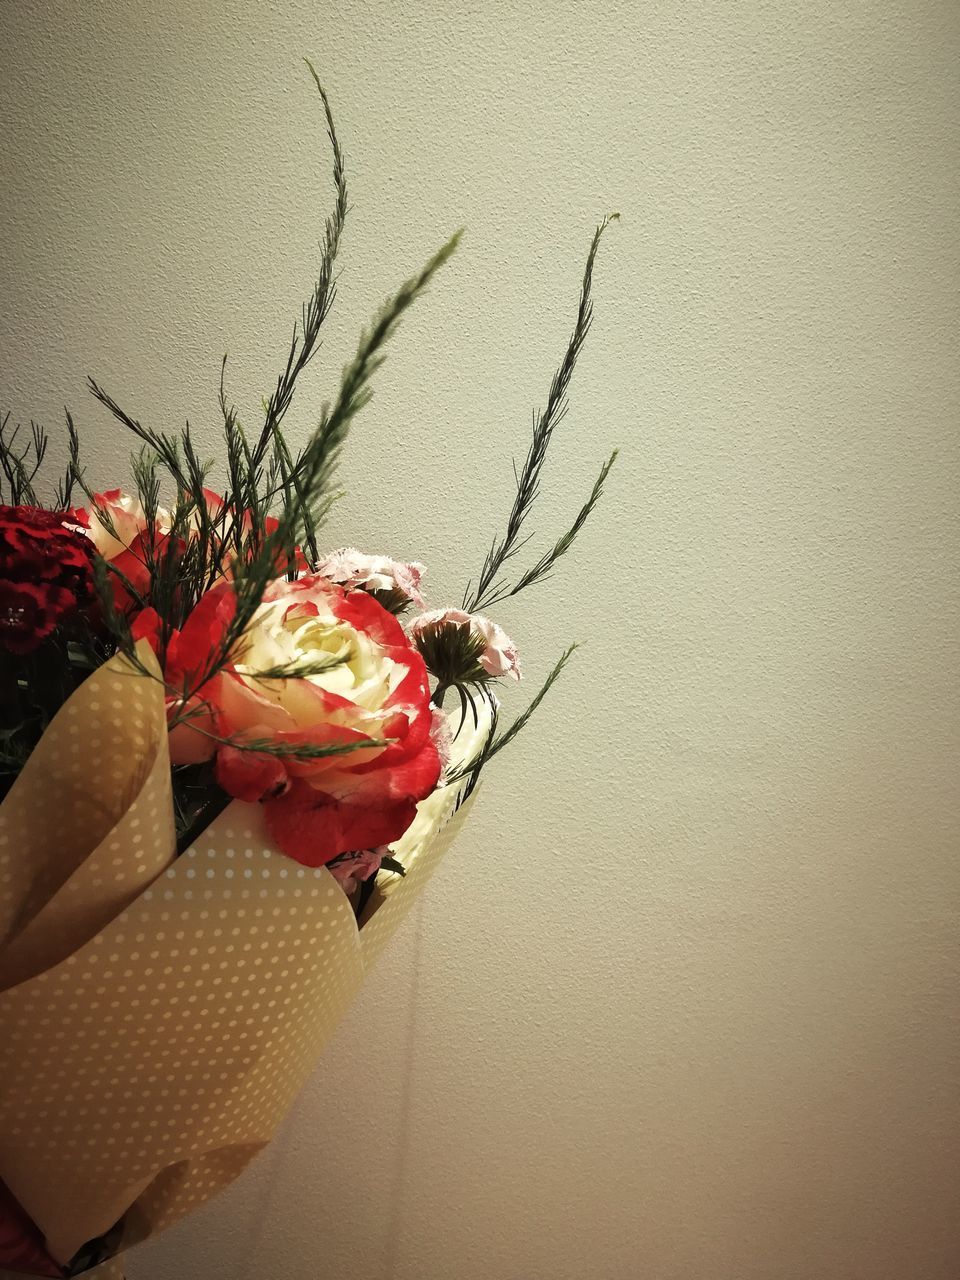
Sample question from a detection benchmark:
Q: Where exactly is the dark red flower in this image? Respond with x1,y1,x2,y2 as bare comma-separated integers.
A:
0,506,96,654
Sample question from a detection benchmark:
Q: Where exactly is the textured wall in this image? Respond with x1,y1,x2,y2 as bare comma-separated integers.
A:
2,3,959,1278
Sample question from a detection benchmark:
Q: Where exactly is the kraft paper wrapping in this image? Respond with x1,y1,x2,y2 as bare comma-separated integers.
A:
0,647,482,1273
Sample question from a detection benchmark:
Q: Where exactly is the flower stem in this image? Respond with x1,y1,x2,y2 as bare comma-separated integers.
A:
176,787,233,855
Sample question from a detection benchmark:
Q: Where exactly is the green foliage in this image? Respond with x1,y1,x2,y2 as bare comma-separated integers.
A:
0,68,461,831
465,215,619,613
445,645,579,796
504,448,618,600
80,71,459,726
0,412,48,506
0,63,619,845
414,617,490,691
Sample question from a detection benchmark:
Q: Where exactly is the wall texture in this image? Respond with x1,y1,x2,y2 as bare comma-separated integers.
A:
2,3,958,1278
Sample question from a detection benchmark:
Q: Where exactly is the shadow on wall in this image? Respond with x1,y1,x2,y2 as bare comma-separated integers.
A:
232,899,428,1280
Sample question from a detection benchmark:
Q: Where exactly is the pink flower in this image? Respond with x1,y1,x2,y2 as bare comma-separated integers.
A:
315,547,426,610
327,848,385,896
430,706,454,769
409,608,521,681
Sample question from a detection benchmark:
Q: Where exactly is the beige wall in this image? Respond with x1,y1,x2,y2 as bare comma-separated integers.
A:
2,3,959,1278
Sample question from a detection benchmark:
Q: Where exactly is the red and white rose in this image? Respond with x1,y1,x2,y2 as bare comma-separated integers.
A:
152,573,442,865
78,489,171,607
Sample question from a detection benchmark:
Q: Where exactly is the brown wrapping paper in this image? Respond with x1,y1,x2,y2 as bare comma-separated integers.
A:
0,644,175,993
0,647,481,1271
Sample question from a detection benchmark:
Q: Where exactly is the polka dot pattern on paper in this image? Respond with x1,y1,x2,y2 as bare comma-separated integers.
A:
0,797,367,1264
0,645,175,991
0,656,487,1268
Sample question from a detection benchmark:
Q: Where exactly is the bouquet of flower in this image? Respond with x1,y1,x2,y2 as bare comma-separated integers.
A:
0,64,616,1279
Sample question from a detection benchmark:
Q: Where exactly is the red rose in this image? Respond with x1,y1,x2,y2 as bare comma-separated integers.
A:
0,506,96,654
197,487,306,578
79,489,173,609
200,487,280,542
155,574,442,864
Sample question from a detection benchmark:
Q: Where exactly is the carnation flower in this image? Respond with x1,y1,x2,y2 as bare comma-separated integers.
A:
154,574,442,865
82,490,168,562
314,547,425,613
326,847,385,896
409,607,521,686
0,506,96,654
